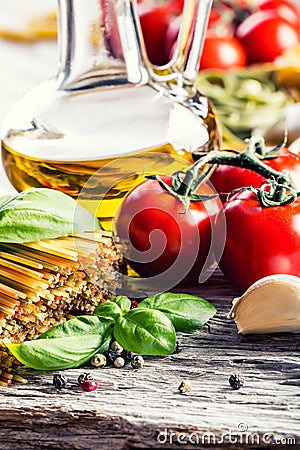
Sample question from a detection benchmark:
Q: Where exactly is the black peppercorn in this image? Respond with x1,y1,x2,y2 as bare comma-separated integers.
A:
174,341,182,353
121,349,133,364
78,372,93,385
53,373,67,390
103,350,118,365
229,373,245,390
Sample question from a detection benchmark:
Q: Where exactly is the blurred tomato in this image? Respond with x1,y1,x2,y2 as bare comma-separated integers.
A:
236,10,299,63
139,6,175,65
165,11,243,71
259,0,300,31
167,0,184,13
200,34,247,70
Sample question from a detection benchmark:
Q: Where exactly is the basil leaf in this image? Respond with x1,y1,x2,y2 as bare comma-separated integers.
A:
93,302,122,320
98,329,114,354
6,334,105,371
40,315,113,339
139,293,217,332
113,296,131,313
114,308,176,355
0,195,12,209
0,188,100,243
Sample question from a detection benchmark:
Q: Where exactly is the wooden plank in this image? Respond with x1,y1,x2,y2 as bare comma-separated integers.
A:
0,270,299,449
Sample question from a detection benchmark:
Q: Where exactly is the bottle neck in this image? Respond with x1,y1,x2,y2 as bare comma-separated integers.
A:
56,0,148,90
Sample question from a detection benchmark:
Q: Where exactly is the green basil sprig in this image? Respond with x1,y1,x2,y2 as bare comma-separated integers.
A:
0,188,100,243
6,316,113,370
138,292,217,332
114,308,176,355
6,293,216,371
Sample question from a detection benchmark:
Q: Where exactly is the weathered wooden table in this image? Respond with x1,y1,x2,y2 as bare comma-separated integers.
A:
0,270,299,450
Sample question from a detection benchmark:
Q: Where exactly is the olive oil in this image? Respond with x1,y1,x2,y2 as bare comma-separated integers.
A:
2,142,195,228
2,84,220,229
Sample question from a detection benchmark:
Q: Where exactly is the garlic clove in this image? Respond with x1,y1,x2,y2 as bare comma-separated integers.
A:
228,274,300,334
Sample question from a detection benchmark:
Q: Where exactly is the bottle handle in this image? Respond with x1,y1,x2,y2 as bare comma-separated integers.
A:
127,0,213,87
170,0,213,84
116,0,212,88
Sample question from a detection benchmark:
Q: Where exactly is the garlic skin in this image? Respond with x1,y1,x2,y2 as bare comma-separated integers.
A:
228,274,300,334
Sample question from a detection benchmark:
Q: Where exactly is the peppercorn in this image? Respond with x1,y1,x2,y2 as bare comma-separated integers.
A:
53,373,67,390
78,372,93,385
103,350,118,365
229,374,245,390
78,372,98,392
80,379,99,392
90,353,107,368
131,355,144,369
121,349,133,364
178,379,192,394
114,356,125,368
174,341,182,353
130,300,139,309
110,341,123,354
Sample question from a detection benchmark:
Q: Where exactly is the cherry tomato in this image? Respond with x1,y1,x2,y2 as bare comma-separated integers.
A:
210,147,300,202
167,0,184,13
166,19,246,70
200,34,247,70
215,190,300,289
115,176,222,284
139,6,174,65
164,10,229,63
236,10,299,63
259,0,300,31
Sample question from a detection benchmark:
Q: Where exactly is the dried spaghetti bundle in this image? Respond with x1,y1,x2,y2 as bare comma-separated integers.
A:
0,230,125,386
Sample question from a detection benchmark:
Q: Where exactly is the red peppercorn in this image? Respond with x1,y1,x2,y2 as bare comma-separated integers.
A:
130,300,139,309
80,380,98,392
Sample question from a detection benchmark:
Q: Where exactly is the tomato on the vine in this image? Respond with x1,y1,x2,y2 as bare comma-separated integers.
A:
115,176,223,285
236,10,299,63
210,147,300,202
215,190,300,289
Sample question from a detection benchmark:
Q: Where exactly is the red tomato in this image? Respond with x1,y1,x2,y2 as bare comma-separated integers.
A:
259,0,300,31
236,10,299,63
165,10,228,62
215,190,300,289
167,0,184,13
115,176,223,284
200,35,247,70
139,6,174,65
166,19,246,70
210,147,300,202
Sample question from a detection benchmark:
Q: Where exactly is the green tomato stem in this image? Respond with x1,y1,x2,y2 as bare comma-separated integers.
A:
174,136,298,208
